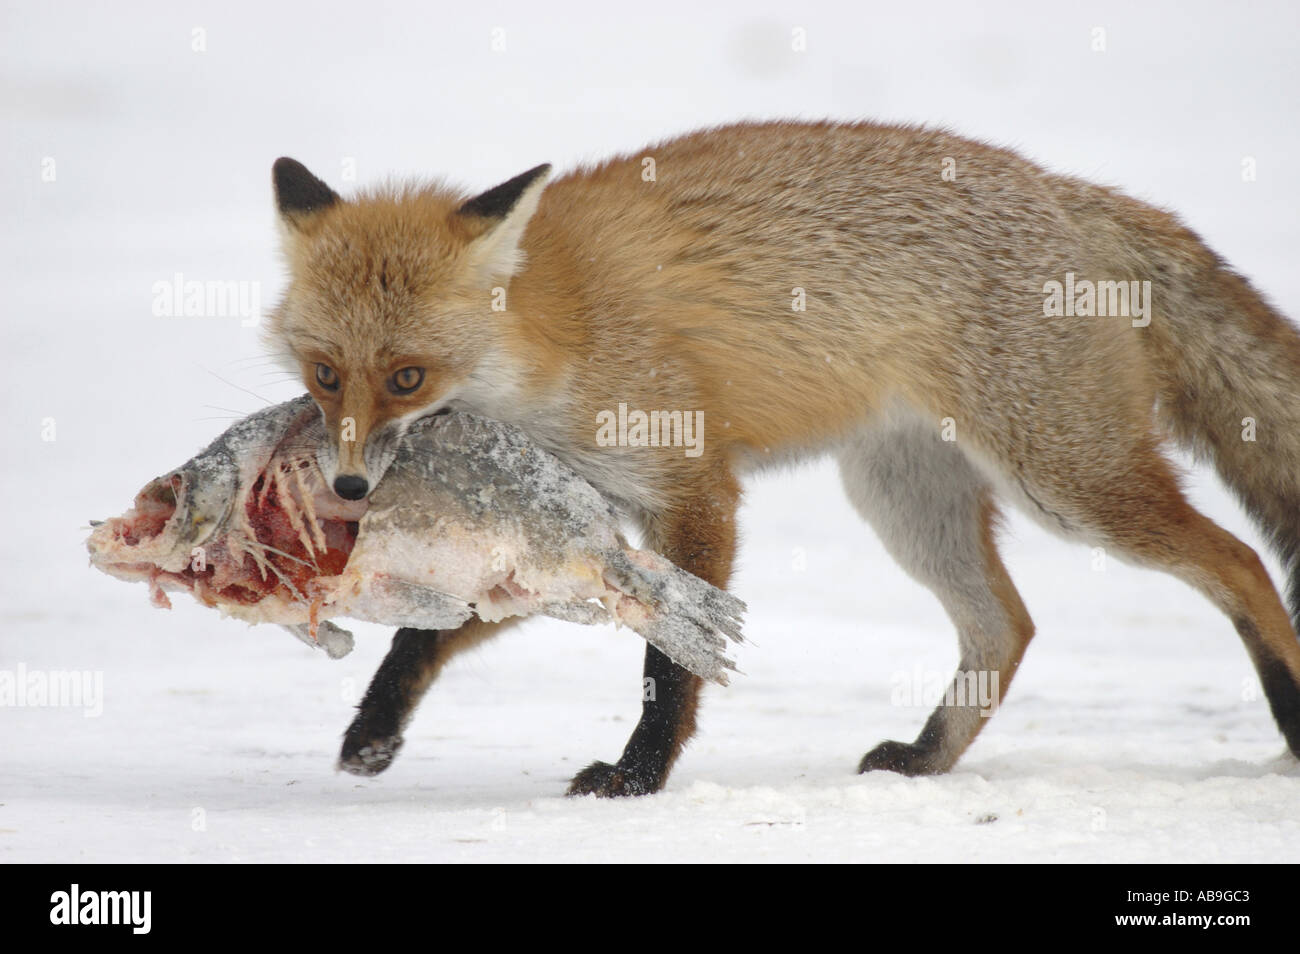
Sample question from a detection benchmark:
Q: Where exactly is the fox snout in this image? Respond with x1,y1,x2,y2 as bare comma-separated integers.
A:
332,474,369,500
315,416,410,503
319,435,376,501
321,420,373,500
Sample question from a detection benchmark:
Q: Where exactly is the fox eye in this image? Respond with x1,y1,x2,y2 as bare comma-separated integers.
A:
389,367,425,395
315,363,339,391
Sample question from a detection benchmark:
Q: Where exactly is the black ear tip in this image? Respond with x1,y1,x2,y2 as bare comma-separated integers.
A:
273,157,340,217
457,163,553,220
273,156,304,177
523,162,553,183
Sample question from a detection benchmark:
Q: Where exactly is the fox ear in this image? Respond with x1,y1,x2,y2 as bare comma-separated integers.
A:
273,158,340,231
456,163,552,283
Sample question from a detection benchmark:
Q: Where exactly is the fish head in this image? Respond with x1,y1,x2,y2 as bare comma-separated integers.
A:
87,463,237,580
87,396,366,614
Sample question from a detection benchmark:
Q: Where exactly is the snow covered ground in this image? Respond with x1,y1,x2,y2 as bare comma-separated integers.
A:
3,0,1299,862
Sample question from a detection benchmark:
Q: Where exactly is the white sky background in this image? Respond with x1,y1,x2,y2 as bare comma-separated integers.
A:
2,1,1299,861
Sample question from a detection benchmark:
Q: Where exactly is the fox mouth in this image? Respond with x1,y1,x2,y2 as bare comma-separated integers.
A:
88,453,367,614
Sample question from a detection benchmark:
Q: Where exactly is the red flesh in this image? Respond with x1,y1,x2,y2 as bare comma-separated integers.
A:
156,470,357,609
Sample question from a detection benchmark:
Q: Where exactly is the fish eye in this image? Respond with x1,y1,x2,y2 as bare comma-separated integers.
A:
315,363,339,391
389,366,425,395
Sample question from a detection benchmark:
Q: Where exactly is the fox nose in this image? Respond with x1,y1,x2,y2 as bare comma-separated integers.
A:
333,475,369,500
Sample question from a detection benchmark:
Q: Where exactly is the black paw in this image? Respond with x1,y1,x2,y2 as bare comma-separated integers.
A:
858,740,940,777
339,721,404,777
566,760,659,797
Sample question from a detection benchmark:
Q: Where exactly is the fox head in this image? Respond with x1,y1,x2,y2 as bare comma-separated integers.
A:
265,157,551,500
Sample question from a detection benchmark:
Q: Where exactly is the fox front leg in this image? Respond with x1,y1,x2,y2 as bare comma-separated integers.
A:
338,619,512,776
567,473,740,797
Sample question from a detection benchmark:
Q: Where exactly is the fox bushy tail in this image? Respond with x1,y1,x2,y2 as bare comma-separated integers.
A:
1144,237,1300,635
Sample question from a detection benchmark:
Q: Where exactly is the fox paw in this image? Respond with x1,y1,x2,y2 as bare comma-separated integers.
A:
339,725,404,777
858,740,940,777
566,760,659,797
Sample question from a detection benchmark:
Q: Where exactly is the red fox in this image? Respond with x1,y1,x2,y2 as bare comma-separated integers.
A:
266,120,1300,796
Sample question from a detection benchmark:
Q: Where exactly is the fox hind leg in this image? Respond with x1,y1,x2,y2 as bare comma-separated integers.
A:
1023,440,1300,758
840,410,1035,776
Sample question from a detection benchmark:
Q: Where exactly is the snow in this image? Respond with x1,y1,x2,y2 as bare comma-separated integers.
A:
3,0,1299,862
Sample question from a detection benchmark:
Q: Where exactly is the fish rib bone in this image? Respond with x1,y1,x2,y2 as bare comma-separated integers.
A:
292,464,328,555
274,465,316,561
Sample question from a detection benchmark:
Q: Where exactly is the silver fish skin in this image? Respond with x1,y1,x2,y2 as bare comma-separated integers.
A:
87,396,745,683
